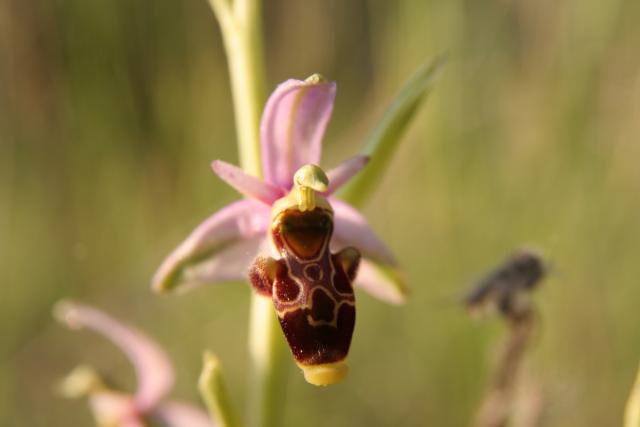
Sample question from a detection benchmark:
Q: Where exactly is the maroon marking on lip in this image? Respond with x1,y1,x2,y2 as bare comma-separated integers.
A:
271,209,333,260
303,263,323,281
279,303,356,366
274,274,301,302
309,288,335,323
331,256,354,294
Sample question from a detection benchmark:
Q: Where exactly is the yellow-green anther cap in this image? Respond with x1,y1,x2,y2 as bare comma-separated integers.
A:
294,164,329,212
305,73,327,84
58,365,104,398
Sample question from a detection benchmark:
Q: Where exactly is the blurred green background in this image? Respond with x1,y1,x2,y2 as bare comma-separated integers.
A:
2,0,640,425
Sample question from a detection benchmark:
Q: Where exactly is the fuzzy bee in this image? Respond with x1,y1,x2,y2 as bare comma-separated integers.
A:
464,249,546,319
249,165,360,386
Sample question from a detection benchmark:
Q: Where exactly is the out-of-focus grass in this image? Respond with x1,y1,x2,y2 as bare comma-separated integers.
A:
2,0,640,425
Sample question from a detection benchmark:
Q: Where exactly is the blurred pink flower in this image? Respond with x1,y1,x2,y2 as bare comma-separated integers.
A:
153,76,406,304
55,301,213,427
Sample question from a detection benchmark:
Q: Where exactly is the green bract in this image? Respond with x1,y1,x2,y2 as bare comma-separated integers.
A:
339,56,446,206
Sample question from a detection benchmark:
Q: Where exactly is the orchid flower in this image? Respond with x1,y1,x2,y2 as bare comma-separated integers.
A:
152,75,406,305
54,300,214,427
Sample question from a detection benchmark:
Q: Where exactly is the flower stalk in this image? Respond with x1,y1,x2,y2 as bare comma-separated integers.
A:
208,0,266,177
466,250,546,427
246,297,288,427
206,1,284,426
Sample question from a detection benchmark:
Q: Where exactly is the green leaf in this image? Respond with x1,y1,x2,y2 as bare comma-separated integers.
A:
338,55,446,206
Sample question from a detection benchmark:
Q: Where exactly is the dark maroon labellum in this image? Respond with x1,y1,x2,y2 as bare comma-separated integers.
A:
249,207,360,381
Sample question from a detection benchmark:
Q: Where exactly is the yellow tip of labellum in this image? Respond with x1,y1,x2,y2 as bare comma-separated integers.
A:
298,361,348,386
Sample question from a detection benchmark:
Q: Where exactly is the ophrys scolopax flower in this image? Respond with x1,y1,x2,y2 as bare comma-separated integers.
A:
152,75,407,384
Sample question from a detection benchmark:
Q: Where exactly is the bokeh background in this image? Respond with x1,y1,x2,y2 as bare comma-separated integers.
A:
2,0,640,425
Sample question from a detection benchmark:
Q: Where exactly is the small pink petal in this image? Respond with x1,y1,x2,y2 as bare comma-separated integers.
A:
331,198,397,265
54,302,174,412
152,401,214,427
354,258,408,305
153,199,270,293
211,160,285,204
326,155,369,194
261,77,336,189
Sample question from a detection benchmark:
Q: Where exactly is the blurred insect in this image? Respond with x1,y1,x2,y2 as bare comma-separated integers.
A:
249,165,360,386
463,248,546,320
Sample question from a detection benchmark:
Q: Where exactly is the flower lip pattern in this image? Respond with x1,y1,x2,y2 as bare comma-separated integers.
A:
153,74,407,305
54,300,213,427
248,164,361,385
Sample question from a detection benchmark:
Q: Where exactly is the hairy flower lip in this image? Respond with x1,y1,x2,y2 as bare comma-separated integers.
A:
153,76,407,305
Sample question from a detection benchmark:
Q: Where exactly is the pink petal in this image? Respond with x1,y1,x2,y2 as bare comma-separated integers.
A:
331,198,397,265
153,199,270,293
260,77,336,189
211,160,285,204
326,155,369,194
354,258,408,305
152,401,214,427
176,236,270,292
54,302,174,413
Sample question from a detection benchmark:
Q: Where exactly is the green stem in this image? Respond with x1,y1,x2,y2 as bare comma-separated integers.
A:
208,0,265,177
246,295,287,427
207,1,286,427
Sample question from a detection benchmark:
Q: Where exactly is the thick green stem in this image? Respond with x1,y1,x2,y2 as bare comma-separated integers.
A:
246,296,287,427
208,1,286,427
209,0,266,177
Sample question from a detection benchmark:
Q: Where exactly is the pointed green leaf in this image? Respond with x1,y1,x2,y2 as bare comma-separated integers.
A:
338,55,446,206
198,351,241,427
